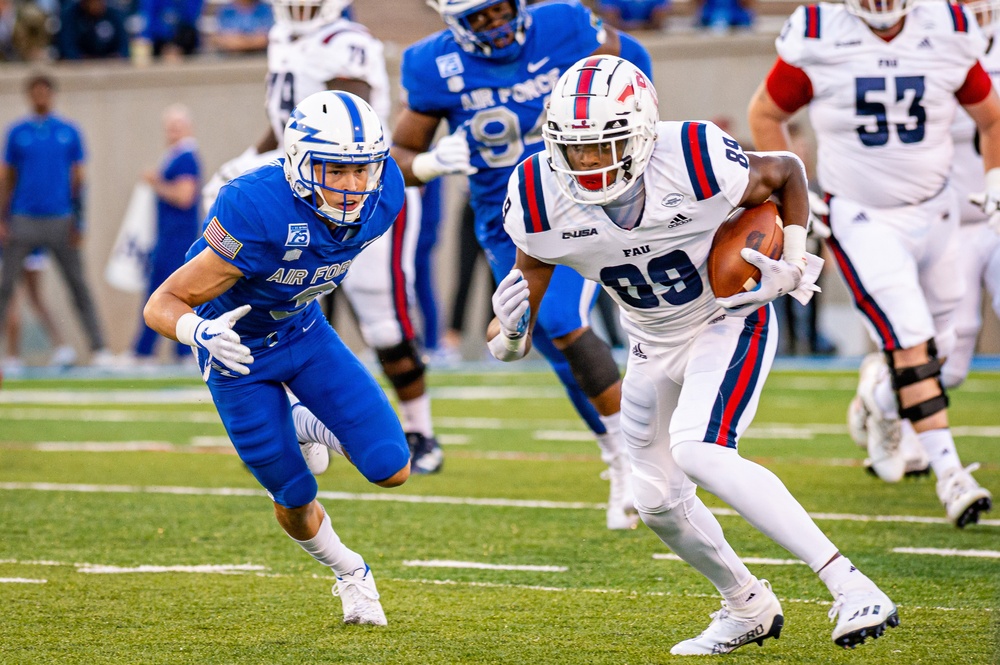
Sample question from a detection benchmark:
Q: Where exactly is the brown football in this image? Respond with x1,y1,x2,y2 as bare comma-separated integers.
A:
707,200,784,298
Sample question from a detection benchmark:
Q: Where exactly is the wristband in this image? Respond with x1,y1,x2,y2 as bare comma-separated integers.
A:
176,312,204,347
487,331,528,362
410,151,439,183
783,224,808,270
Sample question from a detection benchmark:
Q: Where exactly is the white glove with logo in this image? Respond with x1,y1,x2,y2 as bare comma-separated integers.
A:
176,304,254,376
411,128,478,182
492,269,530,338
968,167,1000,233
807,190,832,239
715,249,823,317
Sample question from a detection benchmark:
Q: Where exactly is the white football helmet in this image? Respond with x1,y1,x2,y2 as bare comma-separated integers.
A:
271,0,351,33
427,0,530,59
844,0,915,30
283,90,389,228
543,56,658,205
964,0,1000,30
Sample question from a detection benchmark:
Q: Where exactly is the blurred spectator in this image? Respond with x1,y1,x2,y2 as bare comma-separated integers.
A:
210,0,271,55
138,0,203,60
697,0,754,32
0,0,51,61
130,103,201,364
2,249,77,372
57,0,130,60
597,0,669,31
0,74,113,367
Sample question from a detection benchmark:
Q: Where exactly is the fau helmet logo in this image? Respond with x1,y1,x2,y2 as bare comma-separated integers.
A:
571,121,592,129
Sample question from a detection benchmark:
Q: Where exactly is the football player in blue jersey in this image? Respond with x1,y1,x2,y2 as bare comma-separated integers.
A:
391,0,654,531
143,90,410,627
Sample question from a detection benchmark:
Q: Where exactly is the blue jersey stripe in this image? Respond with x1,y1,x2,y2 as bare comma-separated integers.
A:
681,122,721,201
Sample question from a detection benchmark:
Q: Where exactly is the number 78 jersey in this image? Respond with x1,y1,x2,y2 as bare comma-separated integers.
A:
504,121,750,346
776,2,986,207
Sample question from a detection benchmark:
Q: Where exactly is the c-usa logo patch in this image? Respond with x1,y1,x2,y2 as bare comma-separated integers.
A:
286,223,310,247
436,53,464,78
661,193,684,207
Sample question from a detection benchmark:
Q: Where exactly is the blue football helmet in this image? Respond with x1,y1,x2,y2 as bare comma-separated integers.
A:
283,90,389,228
427,0,531,60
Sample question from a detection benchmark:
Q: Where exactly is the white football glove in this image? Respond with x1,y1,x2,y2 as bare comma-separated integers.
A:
715,249,822,317
492,269,531,338
411,128,478,182
176,304,254,376
968,167,1000,233
807,190,832,239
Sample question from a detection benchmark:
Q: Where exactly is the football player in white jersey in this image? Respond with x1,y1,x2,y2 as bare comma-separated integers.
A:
748,0,997,527
944,0,1000,389
203,0,445,475
490,56,897,655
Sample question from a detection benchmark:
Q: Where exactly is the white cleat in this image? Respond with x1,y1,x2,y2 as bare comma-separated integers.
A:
603,455,638,530
864,421,930,479
299,440,330,475
333,564,387,626
49,345,78,368
847,395,868,450
854,354,904,482
829,576,899,648
937,464,993,528
670,580,784,655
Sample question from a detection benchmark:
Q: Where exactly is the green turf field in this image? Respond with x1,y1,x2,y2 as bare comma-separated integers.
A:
1,366,998,664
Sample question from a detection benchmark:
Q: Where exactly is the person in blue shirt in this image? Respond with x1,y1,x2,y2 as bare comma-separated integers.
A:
139,0,204,58
210,0,272,54
597,0,670,31
143,90,410,626
131,103,202,363
390,0,653,531
0,74,112,366
57,0,131,60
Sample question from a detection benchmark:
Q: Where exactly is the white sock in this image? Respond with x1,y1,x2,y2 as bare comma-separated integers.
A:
399,393,433,437
291,403,346,457
724,576,767,612
595,411,623,464
671,441,838,571
290,512,365,577
817,555,867,596
917,428,962,478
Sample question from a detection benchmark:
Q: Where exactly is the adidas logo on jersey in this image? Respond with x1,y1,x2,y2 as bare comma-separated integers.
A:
852,211,870,224
667,214,693,229
835,39,861,48
562,228,598,239
917,37,932,49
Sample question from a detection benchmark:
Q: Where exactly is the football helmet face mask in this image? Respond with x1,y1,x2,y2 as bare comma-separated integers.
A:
964,0,1000,30
271,0,351,33
844,0,914,30
283,91,389,229
427,0,530,60
543,56,658,205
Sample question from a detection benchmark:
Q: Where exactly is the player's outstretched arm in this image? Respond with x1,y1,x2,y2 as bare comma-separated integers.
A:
144,247,253,375
747,82,795,154
391,107,457,187
486,251,554,361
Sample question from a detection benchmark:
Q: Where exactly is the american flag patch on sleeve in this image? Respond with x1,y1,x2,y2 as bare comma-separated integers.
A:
204,217,243,260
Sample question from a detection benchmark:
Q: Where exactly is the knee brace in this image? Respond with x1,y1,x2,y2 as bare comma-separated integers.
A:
885,339,949,422
559,329,621,398
375,340,425,390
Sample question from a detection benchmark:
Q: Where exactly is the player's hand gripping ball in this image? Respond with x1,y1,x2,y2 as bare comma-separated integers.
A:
708,200,785,298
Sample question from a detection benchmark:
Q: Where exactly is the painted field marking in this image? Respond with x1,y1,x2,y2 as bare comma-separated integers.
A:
0,578,46,584
892,547,1000,559
2,481,997,527
403,560,567,572
36,441,176,452
654,553,804,565
79,564,267,574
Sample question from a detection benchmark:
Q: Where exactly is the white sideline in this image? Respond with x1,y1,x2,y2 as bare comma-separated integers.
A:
892,547,1000,559
403,560,567,572
1,481,997,526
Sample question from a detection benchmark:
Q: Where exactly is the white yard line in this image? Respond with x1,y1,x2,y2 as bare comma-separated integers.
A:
403,560,567,572
0,578,46,584
654,553,804,565
79,564,266,574
892,547,1000,559
1,481,996,526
